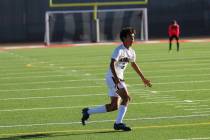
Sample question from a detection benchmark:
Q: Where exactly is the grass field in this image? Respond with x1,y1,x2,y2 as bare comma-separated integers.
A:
0,41,210,140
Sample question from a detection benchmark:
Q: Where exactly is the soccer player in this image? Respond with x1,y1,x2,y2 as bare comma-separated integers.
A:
168,20,180,51
81,27,152,131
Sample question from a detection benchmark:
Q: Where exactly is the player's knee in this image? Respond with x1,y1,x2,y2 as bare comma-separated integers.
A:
121,95,131,104
111,103,119,111
106,103,118,112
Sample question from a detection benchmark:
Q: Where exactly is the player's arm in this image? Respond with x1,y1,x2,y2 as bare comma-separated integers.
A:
168,25,172,37
177,25,180,37
131,62,152,87
110,58,120,84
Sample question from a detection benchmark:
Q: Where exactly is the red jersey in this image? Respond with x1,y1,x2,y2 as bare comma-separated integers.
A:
168,24,180,37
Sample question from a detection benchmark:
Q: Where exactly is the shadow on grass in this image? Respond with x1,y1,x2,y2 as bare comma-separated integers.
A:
0,130,122,140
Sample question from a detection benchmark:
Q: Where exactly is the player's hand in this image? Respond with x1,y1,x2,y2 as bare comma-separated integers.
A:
114,78,121,89
143,79,152,87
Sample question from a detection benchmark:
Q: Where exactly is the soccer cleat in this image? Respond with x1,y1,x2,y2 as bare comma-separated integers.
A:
114,123,132,131
81,108,89,125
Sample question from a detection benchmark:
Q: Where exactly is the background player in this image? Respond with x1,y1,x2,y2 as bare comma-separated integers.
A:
168,20,180,51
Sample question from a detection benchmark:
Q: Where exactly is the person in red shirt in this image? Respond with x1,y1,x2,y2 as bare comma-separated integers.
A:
168,20,180,51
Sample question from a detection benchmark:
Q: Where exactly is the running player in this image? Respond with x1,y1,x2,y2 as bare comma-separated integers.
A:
81,27,152,131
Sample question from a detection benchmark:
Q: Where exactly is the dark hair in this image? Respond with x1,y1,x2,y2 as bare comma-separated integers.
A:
172,20,177,24
120,27,136,42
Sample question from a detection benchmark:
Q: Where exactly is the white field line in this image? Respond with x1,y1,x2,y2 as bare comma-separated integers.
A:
0,93,174,101
0,114,210,128
0,101,176,112
1,67,210,80
175,105,209,108
0,74,72,80
1,54,209,76
170,137,210,140
137,79,210,85
1,60,210,74
1,73,210,86
184,108,210,111
3,50,210,63
1,44,210,75
0,91,177,101
0,60,210,71
0,85,101,92
0,83,210,93
145,97,177,100
1,79,210,92
175,102,200,105
0,99,210,112
1,53,210,66
124,88,210,93
0,66,207,79
0,60,210,76
0,93,106,101
193,110,210,114
3,52,209,64
0,77,105,85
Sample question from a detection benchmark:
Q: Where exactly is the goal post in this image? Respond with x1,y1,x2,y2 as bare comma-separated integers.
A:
44,8,148,45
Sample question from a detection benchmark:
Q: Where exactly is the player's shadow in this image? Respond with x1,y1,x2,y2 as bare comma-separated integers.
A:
0,130,122,140
0,133,50,140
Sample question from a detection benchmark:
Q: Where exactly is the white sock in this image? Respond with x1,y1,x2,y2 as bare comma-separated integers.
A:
115,105,127,124
87,105,107,115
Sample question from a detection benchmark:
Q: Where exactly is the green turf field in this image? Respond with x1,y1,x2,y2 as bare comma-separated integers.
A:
0,42,210,140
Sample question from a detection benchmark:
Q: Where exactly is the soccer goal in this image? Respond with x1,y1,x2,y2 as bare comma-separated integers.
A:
45,8,148,45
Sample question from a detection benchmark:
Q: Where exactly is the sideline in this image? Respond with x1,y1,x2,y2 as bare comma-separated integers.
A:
0,39,210,50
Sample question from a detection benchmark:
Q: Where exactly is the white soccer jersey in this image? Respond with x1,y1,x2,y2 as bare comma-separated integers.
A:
106,44,136,80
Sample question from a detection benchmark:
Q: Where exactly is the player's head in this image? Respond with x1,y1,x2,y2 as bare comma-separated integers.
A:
172,20,177,24
120,27,136,47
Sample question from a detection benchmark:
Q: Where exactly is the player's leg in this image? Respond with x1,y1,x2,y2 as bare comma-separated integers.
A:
114,81,131,131
176,36,180,51
106,96,120,112
81,76,120,125
169,36,173,51
116,88,130,124
81,97,119,125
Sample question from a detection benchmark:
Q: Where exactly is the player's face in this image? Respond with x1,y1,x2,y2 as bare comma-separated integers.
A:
124,33,135,47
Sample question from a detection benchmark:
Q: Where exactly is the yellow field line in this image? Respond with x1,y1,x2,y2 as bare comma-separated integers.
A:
49,0,148,7
0,121,210,138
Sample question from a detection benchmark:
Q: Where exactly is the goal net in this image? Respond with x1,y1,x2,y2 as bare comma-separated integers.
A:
45,8,148,45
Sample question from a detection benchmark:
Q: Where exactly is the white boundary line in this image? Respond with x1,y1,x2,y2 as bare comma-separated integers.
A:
1,79,210,92
0,99,209,112
0,114,210,128
175,105,209,108
1,65,210,78
0,93,106,101
0,60,209,76
1,59,210,72
1,73,210,86
0,86,210,98
1,60,210,73
1,59,210,75
0,88,209,101
170,137,210,140
193,111,210,114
